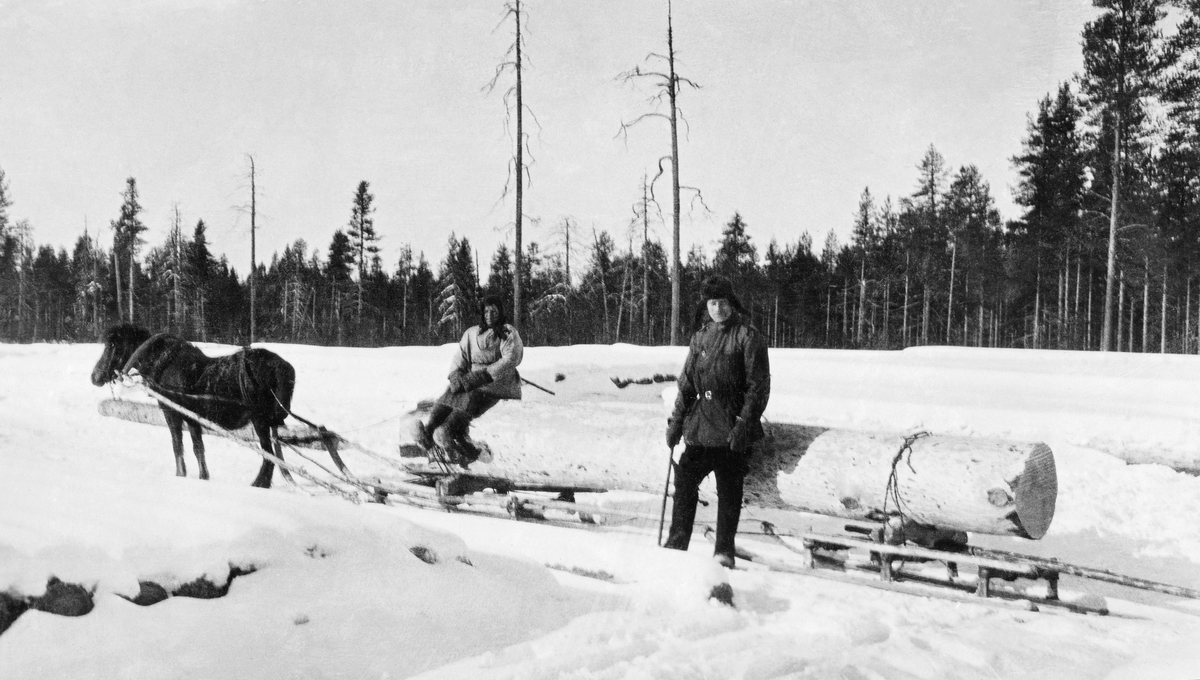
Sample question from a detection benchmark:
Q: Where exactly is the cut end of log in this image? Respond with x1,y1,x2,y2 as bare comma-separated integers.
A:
1013,442,1057,540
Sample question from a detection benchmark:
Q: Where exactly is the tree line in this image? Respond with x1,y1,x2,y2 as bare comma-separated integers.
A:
1,0,1199,353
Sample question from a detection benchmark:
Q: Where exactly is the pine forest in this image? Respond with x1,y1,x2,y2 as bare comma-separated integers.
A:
2,0,1199,354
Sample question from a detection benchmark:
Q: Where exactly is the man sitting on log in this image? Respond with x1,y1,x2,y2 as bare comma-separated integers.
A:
411,295,524,467
664,275,771,568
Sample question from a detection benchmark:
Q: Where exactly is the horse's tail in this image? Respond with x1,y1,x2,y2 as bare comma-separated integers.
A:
239,349,295,426
269,357,296,426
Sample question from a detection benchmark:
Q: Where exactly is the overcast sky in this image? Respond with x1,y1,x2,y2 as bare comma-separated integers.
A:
0,0,1098,280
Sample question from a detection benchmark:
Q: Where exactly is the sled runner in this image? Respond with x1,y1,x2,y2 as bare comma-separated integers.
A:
369,466,656,524
393,456,606,496
707,519,1200,616
396,440,495,472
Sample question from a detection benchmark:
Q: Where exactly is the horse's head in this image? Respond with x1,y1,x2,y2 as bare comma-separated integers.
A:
91,325,152,386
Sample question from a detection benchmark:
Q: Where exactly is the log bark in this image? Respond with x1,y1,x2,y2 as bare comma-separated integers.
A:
97,399,335,450
747,428,1056,539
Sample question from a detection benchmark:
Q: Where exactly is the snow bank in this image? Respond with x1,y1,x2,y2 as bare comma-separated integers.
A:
4,340,1200,678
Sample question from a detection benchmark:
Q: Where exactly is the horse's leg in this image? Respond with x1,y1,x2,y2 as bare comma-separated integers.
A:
273,428,296,485
187,420,209,481
250,420,276,489
162,408,188,477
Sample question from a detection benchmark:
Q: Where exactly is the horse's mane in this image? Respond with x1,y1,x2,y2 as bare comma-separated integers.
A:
124,333,204,382
104,324,151,346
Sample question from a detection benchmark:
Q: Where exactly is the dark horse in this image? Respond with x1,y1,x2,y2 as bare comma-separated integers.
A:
91,324,342,488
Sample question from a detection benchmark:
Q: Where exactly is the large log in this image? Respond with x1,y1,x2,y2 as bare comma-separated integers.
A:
98,390,1058,539
97,398,338,450
747,428,1057,539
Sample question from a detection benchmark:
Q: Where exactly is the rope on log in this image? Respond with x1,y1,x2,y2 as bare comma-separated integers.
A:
883,430,930,531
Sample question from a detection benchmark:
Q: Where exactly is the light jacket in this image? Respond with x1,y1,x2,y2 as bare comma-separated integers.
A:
449,323,524,400
670,313,771,448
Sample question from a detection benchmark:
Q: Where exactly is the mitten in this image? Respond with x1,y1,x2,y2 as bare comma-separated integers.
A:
666,418,684,449
728,418,749,453
462,369,494,392
447,371,468,393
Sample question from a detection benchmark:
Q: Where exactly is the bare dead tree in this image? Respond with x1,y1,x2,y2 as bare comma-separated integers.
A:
232,154,264,343
486,0,541,328
13,219,32,340
627,173,661,342
171,204,184,333
618,0,704,345
547,215,582,288
248,155,257,344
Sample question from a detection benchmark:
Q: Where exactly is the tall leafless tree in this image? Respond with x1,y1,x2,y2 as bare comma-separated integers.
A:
486,0,538,328
618,0,703,345
247,155,258,344
171,204,184,333
628,173,659,341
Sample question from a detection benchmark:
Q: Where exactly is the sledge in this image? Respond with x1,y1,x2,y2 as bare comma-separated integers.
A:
375,455,652,524
396,462,607,496
718,519,1200,617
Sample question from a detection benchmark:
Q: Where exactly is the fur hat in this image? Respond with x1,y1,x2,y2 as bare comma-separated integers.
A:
479,295,510,337
700,275,743,311
481,295,505,315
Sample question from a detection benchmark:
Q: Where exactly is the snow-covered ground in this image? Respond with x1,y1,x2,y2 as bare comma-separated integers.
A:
3,340,1200,679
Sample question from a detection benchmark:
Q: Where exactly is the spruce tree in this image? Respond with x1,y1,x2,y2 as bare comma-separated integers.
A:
437,235,478,337
326,230,354,343
909,146,949,345
713,213,757,280
488,242,514,297
346,180,380,324
110,178,146,323
851,189,878,345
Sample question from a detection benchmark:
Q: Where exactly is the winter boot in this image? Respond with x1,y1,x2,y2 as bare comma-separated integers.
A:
410,419,434,451
433,410,480,467
714,552,736,570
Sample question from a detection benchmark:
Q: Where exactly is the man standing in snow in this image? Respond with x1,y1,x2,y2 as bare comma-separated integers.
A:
663,275,771,568
411,295,524,466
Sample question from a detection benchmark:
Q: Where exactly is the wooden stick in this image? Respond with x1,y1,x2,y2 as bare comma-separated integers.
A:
521,377,556,395
761,524,1037,575
969,546,1200,599
658,447,674,546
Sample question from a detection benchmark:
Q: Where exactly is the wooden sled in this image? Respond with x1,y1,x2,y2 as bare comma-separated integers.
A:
721,519,1200,616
